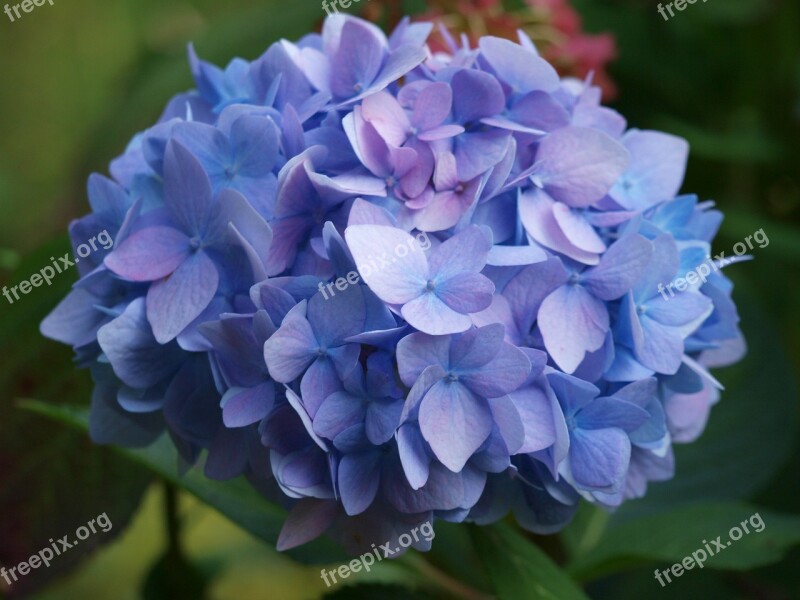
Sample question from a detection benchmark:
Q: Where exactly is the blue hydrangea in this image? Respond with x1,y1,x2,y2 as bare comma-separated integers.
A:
41,14,746,553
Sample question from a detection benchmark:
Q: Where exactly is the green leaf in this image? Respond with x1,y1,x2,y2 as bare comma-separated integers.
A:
472,522,589,600
560,503,610,559
425,521,492,593
18,400,350,566
324,583,437,599
568,502,800,581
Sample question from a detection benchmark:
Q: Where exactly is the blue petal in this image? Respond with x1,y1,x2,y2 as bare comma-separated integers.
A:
418,380,492,472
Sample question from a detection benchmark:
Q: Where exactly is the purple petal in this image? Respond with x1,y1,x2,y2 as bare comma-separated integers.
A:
216,188,273,270
518,189,601,264
449,324,505,371
606,345,653,382
487,244,547,267
582,234,653,301
330,20,384,99
429,225,492,280
411,82,452,131
97,298,184,388
221,383,275,428
345,225,427,304
453,130,511,182
172,122,229,178
229,115,280,176
419,381,492,472
146,250,219,344
611,130,689,211
366,400,403,445
436,272,495,314
276,499,339,551
480,116,545,135
396,332,451,386
265,215,311,276
569,427,630,491
460,342,531,397
397,423,431,489
509,91,570,132
347,197,397,227
418,124,464,142
539,284,609,374
401,292,473,335
488,395,525,454
313,391,366,440
646,292,712,327
412,189,473,232
665,386,718,443
433,151,459,191
263,302,318,382
345,44,426,107
343,109,393,178
635,316,685,374
307,285,367,346
451,69,505,122
551,203,606,253
536,127,629,207
301,356,347,418
285,388,329,452
576,398,650,432
105,226,189,281
87,173,130,222
503,256,570,336
40,286,109,347
163,139,215,234
339,452,382,515
361,91,410,146
505,382,558,453
478,37,560,94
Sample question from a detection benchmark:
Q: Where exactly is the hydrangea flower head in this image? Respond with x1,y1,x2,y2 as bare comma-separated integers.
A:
42,14,746,553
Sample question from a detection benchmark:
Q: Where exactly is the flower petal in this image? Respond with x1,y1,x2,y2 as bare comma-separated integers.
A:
146,250,219,344
419,380,492,472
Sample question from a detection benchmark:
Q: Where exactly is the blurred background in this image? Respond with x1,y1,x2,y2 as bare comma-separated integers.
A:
0,0,798,598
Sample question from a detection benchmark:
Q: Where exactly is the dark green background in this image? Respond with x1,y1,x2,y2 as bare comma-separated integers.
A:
0,0,798,598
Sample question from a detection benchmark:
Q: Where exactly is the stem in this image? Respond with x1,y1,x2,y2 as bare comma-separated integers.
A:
403,552,494,600
163,480,185,591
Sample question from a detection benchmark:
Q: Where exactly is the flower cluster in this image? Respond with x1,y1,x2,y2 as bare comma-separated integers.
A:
42,14,744,554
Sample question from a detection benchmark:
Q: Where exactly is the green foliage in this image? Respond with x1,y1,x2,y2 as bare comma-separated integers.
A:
324,584,439,599
19,401,349,566
569,502,800,580
472,523,589,600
